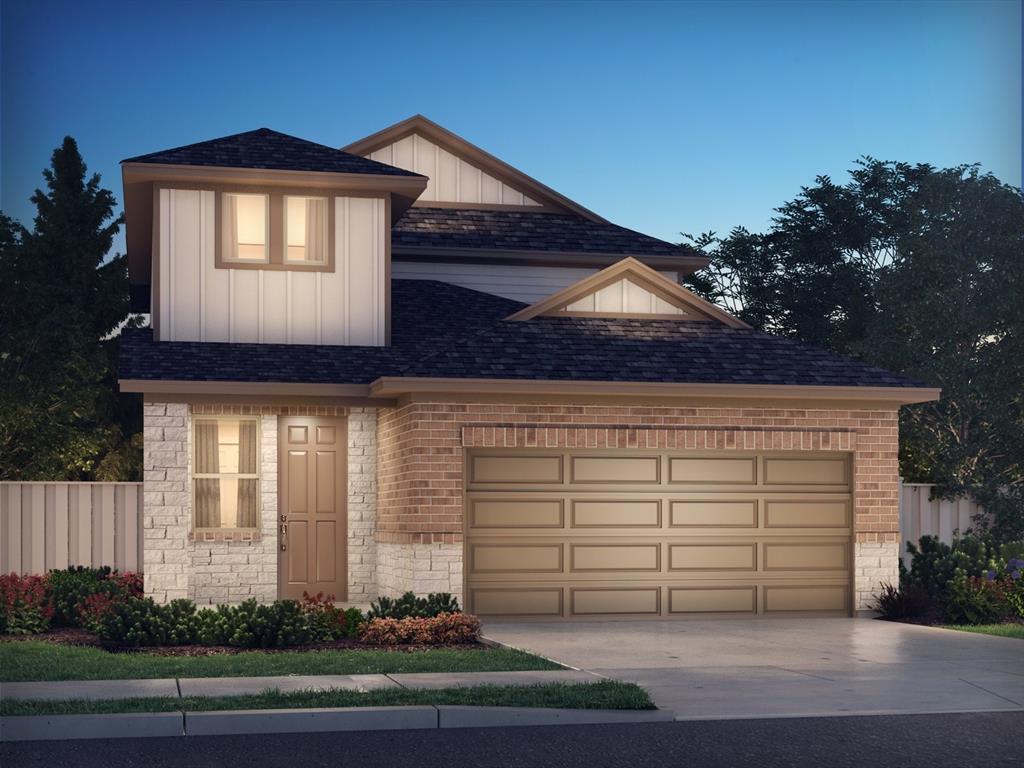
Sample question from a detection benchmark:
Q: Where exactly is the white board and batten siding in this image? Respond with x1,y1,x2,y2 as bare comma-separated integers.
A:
0,483,144,575
392,261,680,304
368,134,541,207
158,189,387,345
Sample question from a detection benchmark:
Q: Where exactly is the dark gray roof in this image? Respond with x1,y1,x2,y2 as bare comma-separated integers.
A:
121,279,926,390
122,128,421,177
393,207,693,258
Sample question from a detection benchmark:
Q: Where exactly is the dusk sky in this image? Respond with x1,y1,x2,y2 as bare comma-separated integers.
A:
2,0,1020,254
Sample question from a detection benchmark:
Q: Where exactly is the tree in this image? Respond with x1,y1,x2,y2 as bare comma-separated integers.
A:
0,137,140,480
686,159,1024,537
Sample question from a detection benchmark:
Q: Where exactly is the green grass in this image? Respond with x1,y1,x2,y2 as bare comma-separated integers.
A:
942,623,1024,639
0,681,653,716
0,641,561,682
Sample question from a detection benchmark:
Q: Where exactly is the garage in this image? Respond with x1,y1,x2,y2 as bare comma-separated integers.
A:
464,449,853,619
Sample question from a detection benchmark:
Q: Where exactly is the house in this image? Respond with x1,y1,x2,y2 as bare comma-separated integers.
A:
119,115,939,619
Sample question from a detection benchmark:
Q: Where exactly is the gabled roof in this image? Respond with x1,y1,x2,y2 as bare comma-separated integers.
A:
121,279,936,402
392,208,705,269
341,114,605,221
506,257,748,327
123,128,422,177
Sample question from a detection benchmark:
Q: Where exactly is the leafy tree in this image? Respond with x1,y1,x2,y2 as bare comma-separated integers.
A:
686,159,1024,538
0,137,140,480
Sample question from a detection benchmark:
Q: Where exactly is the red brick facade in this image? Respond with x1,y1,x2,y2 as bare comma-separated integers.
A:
376,401,901,546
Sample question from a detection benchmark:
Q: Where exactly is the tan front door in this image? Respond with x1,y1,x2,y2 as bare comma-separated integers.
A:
465,449,853,619
279,416,347,601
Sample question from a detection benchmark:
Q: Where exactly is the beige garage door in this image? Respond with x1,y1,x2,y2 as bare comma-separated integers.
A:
465,449,852,619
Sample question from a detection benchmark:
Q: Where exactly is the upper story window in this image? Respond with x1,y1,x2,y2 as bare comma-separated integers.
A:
215,189,335,272
285,196,328,265
223,193,269,263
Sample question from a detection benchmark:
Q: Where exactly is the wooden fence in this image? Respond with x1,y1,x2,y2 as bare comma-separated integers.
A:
899,482,988,566
0,482,144,575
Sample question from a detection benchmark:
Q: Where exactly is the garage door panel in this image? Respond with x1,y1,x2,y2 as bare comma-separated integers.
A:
669,586,757,614
669,457,756,485
571,588,661,615
763,457,848,486
471,543,563,573
470,588,564,616
471,455,563,484
763,541,849,571
570,544,660,572
470,498,564,529
670,500,758,528
763,585,849,613
571,456,660,484
571,500,661,528
669,543,757,571
764,500,849,529
465,449,852,619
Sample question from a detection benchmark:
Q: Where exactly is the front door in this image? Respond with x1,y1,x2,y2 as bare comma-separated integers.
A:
278,416,347,601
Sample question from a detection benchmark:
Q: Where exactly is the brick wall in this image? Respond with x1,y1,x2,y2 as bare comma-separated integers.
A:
376,401,901,609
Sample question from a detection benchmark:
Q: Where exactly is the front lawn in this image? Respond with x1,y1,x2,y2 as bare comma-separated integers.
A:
0,641,560,682
942,624,1024,640
0,681,652,716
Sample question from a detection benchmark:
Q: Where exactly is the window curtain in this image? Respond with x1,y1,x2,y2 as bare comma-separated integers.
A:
223,194,239,261
305,198,327,263
194,422,221,528
236,421,259,528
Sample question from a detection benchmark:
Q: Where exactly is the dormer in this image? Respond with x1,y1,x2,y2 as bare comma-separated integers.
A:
122,128,426,345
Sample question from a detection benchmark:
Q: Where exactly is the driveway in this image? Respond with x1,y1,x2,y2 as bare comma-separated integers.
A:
483,619,1024,720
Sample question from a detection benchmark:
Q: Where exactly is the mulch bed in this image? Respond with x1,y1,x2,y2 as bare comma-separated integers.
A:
0,630,489,655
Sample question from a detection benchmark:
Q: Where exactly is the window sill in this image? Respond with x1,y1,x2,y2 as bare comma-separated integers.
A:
214,260,334,273
190,529,263,543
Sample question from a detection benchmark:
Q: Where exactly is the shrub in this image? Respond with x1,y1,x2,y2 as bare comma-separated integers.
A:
47,566,143,628
871,582,933,620
196,599,311,648
97,597,199,647
944,573,1013,625
358,612,480,646
367,591,461,620
1005,558,1024,619
299,592,363,641
905,535,1022,601
0,573,53,635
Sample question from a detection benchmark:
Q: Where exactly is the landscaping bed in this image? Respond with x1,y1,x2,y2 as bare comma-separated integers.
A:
1,568,561,681
874,535,1024,634
0,681,653,717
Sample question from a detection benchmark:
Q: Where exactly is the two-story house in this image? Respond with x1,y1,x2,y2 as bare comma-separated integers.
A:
119,115,938,619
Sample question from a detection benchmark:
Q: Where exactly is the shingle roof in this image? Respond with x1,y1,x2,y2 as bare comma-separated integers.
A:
122,128,421,177
393,207,693,258
120,279,926,390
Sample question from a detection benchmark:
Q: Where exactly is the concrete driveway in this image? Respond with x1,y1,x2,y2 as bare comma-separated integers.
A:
483,619,1024,720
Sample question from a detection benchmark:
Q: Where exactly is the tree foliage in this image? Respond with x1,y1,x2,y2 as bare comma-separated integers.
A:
0,137,141,480
685,159,1024,537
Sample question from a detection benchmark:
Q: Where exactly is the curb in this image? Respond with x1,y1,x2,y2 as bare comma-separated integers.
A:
0,712,184,742
0,706,672,741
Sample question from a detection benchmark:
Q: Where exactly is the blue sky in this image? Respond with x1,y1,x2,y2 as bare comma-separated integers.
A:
2,0,1020,253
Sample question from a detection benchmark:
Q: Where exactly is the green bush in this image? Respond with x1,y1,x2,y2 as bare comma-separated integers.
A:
905,535,1021,601
367,592,461,620
944,574,1014,625
97,597,199,647
0,574,53,635
197,599,311,648
871,582,933,620
46,566,144,628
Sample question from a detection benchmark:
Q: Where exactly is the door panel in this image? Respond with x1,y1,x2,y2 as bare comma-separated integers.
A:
279,416,346,601
466,449,853,619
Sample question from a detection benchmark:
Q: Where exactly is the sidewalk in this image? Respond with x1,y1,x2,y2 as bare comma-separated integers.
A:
1,669,603,702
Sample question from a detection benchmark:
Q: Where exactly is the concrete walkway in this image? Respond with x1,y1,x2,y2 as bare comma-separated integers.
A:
1,669,601,702
483,619,1024,720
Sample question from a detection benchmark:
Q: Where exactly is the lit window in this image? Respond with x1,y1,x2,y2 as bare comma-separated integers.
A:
284,196,328,264
193,418,259,530
223,193,268,262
